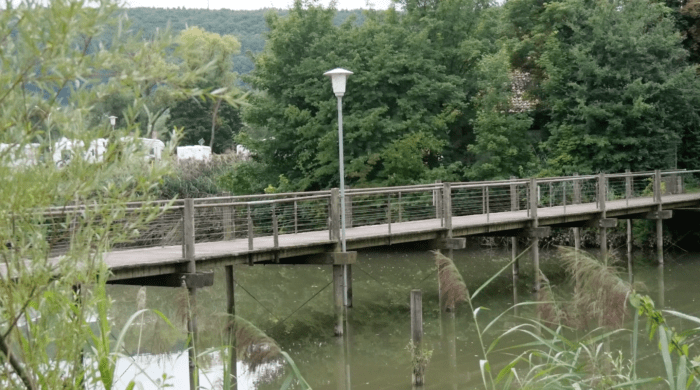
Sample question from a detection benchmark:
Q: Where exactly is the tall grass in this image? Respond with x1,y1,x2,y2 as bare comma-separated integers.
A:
437,246,700,389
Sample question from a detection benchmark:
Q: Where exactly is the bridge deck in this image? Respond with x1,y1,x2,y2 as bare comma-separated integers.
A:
105,192,700,280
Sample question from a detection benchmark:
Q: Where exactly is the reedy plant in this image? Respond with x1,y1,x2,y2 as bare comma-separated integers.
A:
0,0,243,388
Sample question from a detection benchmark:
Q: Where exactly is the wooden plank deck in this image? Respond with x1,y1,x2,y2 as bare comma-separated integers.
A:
105,192,700,280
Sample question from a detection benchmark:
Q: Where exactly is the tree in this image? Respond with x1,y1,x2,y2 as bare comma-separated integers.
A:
167,27,245,152
0,1,225,388
468,49,537,180
532,0,700,174
243,1,482,190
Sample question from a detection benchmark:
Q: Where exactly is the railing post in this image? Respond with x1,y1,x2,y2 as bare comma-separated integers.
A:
223,192,232,241
330,188,341,244
435,180,443,225
563,181,567,213
598,172,608,263
247,204,253,250
529,178,540,291
598,172,606,211
184,199,195,262
442,183,452,235
572,173,581,256
387,194,392,235
625,169,632,207
294,199,298,234
549,182,553,207
654,170,662,203
398,191,402,222
510,176,518,211
510,177,519,295
654,170,664,265
482,186,486,214
272,204,279,263
485,185,490,223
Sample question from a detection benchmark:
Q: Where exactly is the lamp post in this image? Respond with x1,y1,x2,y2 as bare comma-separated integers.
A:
324,68,353,253
108,115,117,132
325,68,353,310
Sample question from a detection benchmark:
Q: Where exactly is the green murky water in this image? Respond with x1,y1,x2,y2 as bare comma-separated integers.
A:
106,241,700,389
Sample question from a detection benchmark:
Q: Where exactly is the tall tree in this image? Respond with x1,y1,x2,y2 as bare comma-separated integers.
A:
537,0,700,174
167,27,245,152
243,0,497,190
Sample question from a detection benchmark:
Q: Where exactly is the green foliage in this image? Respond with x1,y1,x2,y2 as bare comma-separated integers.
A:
538,0,700,174
242,0,499,190
0,1,235,387
468,49,537,180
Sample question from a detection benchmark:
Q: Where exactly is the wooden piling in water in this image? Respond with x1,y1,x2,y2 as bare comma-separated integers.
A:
333,264,344,336
225,265,236,390
410,289,424,386
345,264,353,308
627,219,633,283
184,199,199,390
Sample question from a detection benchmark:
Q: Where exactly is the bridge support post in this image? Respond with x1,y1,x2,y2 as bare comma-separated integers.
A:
333,264,345,336
184,199,199,390
627,219,633,283
225,265,236,390
529,178,541,291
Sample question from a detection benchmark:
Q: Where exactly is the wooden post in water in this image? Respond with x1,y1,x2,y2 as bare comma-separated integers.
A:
529,178,541,292
330,189,345,335
184,199,199,390
627,219,634,283
333,264,345,336
410,290,424,386
654,170,664,265
225,265,237,390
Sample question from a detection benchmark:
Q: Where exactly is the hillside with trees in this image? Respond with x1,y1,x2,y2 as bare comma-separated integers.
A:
123,7,365,75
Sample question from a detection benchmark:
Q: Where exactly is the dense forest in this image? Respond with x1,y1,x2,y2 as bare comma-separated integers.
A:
117,0,700,195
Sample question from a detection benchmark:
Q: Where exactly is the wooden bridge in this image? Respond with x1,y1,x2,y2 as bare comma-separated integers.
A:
92,169,698,281
39,168,700,389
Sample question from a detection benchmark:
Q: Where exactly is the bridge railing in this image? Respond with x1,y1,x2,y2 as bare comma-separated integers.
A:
36,168,700,258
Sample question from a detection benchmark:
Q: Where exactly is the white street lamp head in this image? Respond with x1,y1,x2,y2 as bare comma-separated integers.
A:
324,68,353,97
108,115,117,127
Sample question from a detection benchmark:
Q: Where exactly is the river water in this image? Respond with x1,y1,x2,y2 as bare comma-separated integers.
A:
106,241,700,389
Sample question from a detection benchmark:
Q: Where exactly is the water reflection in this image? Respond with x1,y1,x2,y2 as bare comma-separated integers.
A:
104,247,700,389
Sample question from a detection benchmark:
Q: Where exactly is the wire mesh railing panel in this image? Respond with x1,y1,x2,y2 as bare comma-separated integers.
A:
122,206,185,249
630,174,656,200
348,194,391,228
452,187,486,217
674,170,700,195
387,190,438,224
275,198,329,235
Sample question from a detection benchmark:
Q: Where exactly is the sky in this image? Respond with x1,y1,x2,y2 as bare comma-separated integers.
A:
125,0,394,10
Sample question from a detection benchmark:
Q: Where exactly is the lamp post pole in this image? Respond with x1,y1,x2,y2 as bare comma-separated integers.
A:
337,95,347,253
325,68,353,309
